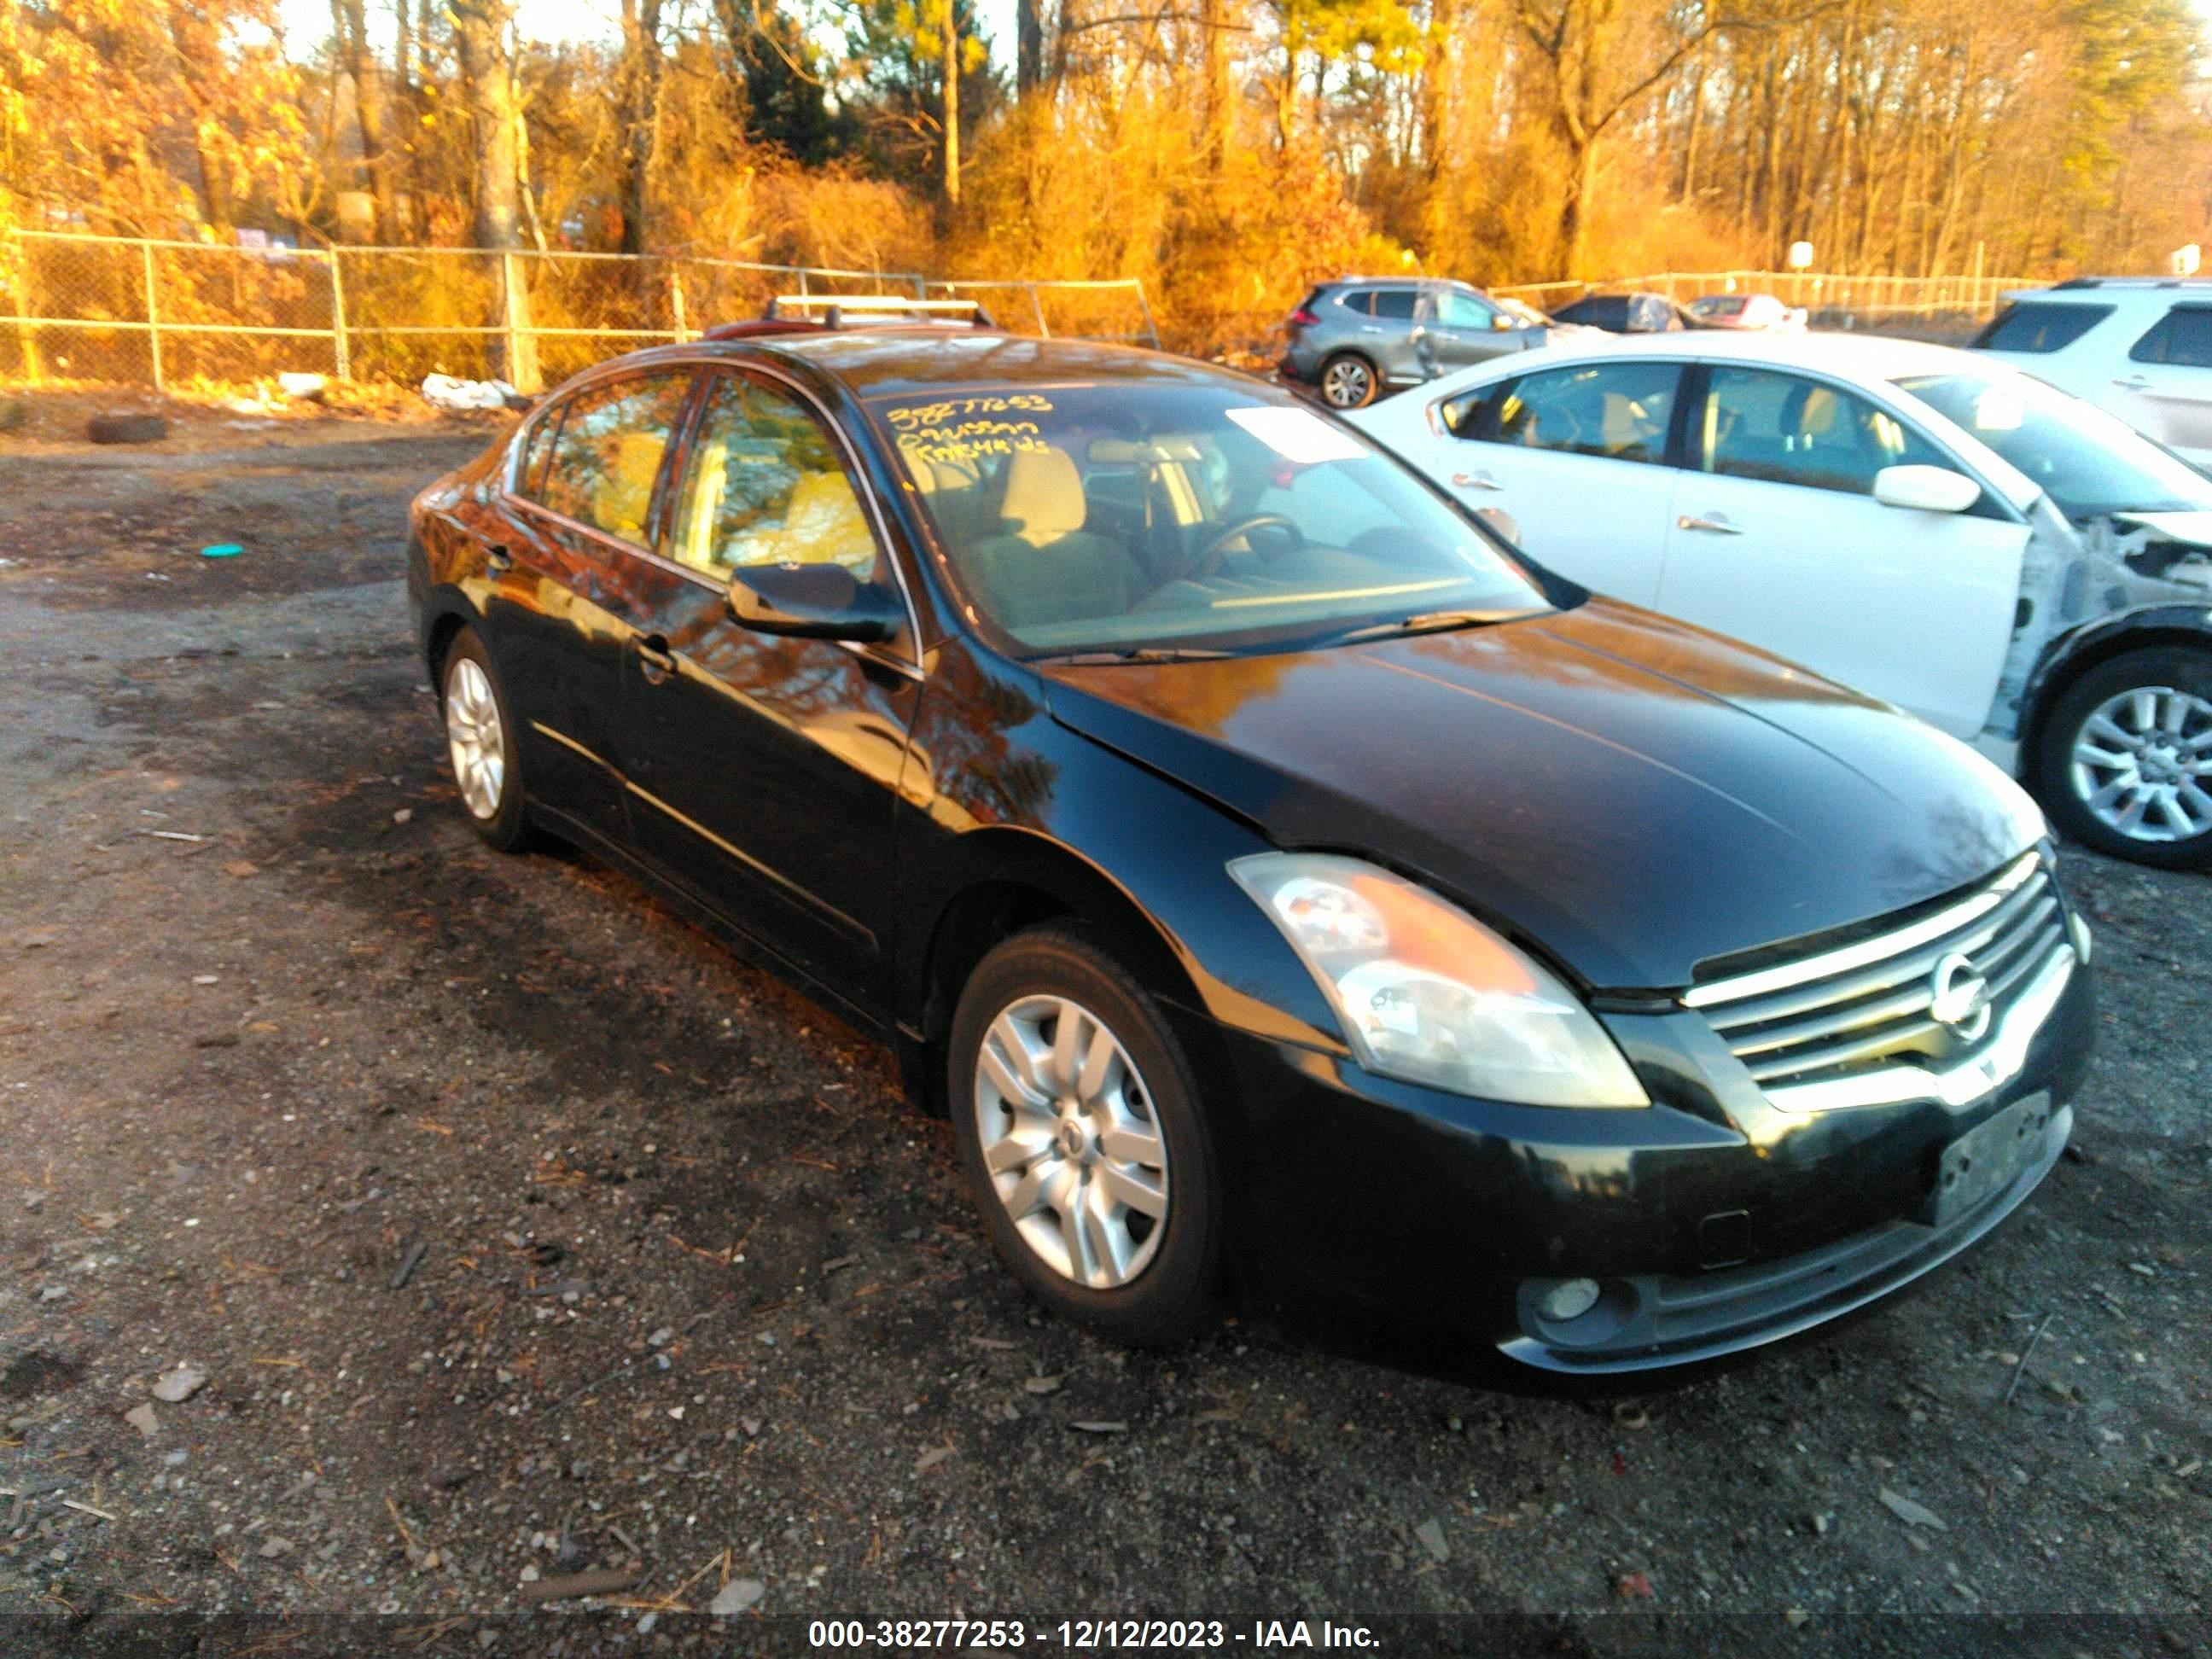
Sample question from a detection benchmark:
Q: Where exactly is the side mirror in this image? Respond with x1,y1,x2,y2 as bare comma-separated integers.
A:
1490,313,1517,331
726,561,902,643
1872,464,1981,515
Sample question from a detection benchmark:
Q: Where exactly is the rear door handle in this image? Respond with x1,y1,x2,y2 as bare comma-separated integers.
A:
486,543,514,573
1360,325,1384,335
2112,374,2152,390
1452,471,1502,491
1677,512,1743,534
635,634,676,684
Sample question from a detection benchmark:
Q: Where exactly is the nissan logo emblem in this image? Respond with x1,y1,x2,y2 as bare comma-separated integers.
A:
1930,951,1993,1041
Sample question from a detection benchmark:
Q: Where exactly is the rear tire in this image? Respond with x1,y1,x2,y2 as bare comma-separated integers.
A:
1318,352,1378,410
439,626,535,853
947,927,1220,1346
2034,646,2212,869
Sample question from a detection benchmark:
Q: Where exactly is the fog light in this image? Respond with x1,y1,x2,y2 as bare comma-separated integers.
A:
2068,910,2093,964
1538,1278,1602,1323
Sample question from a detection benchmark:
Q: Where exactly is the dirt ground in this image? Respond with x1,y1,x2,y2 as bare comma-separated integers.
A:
0,391,2205,1656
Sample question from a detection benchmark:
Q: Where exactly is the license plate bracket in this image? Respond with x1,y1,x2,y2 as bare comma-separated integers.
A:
1927,1092,2052,1228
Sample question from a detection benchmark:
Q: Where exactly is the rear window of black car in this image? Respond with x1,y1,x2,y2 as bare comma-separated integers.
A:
1972,302,2112,353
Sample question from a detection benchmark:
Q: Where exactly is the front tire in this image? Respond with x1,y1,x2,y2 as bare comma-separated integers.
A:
947,928,1220,1346
2034,646,2212,868
1318,352,1378,410
439,626,534,852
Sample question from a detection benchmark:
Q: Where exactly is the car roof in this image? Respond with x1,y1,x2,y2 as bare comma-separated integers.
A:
743,330,1251,399
1999,282,2209,306
1499,327,1975,377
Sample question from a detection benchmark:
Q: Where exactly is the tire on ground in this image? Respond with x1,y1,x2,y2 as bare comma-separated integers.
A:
946,925,1221,1347
2033,643,2212,870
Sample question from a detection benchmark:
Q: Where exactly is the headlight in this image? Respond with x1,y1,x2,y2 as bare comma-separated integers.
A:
1229,852,1649,1109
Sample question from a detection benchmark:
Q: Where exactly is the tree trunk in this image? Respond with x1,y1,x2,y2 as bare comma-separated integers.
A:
453,0,538,390
1016,0,1044,97
617,0,664,255
334,0,396,240
1200,0,1231,160
941,1,961,205
1557,119,1598,279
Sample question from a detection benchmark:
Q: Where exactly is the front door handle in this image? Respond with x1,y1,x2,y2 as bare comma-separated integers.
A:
1452,471,1503,491
485,543,514,573
1677,512,1743,534
635,635,676,684
2112,374,2152,390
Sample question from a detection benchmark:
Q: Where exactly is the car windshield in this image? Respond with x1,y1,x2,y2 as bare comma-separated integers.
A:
1896,370,2212,520
870,383,1550,655
1691,296,1747,318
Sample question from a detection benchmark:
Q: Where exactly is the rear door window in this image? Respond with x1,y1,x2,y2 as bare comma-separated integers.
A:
1973,302,2114,353
2128,305,2212,368
1481,362,1680,463
533,373,695,549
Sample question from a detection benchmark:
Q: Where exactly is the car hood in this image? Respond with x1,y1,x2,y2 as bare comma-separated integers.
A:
1039,601,2045,990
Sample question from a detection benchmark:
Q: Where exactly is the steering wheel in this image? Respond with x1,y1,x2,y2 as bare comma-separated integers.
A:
1190,512,1302,578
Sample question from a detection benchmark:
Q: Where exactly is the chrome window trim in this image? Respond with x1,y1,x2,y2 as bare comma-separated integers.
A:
1683,850,2043,1010
492,350,928,681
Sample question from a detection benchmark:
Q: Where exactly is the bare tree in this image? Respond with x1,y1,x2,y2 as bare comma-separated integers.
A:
452,0,538,389
617,0,666,254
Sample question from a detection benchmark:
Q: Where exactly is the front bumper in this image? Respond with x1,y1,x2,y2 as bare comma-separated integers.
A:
1199,945,2093,1375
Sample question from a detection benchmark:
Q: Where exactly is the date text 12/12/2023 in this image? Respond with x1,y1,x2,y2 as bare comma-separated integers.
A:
805,1619,1382,1649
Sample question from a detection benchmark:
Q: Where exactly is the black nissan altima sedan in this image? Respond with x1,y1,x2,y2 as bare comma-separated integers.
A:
405,314,2096,1374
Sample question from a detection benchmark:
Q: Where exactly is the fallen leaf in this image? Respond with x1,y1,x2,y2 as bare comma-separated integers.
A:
1877,1488,1947,1531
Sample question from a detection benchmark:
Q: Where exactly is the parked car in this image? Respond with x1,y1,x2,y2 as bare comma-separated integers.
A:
1971,279,2212,466
1686,292,1807,332
1348,330,2212,867
410,316,2093,1374
1278,276,1552,410
1548,291,1698,334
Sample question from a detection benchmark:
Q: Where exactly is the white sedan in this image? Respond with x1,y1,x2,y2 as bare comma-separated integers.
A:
1348,331,2212,868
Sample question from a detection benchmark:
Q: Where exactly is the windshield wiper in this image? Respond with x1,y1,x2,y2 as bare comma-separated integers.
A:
1324,606,1545,646
1033,646,1236,666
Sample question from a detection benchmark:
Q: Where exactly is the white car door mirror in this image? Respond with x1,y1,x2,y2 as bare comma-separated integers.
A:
1873,464,1981,514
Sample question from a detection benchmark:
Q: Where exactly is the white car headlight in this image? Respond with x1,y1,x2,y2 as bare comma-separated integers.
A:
1230,852,1649,1109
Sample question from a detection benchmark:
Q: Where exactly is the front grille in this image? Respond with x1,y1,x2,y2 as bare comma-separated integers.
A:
1685,852,2069,1095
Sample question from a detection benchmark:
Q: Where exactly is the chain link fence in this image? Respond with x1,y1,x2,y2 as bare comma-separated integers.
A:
0,230,1161,393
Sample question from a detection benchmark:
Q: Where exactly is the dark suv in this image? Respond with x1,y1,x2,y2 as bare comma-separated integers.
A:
1280,277,1551,409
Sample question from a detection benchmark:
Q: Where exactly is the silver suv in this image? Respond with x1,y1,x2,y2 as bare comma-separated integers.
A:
1279,277,1551,409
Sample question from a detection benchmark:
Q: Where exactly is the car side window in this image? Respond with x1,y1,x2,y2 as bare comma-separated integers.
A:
1371,288,1420,321
671,375,883,583
1697,368,1948,495
512,407,562,500
1976,302,2111,353
1435,291,1493,329
533,373,694,547
1336,289,1375,316
1481,362,1679,464
2129,305,2212,369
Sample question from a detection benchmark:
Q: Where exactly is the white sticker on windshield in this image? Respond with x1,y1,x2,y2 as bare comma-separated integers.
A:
1225,406,1371,465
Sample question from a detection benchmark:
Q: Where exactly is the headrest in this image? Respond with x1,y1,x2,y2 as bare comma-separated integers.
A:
998,448,1087,545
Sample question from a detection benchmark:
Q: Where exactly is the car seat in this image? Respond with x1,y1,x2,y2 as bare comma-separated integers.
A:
957,448,1133,631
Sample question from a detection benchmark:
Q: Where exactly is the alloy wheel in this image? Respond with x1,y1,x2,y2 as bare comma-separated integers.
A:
972,994,1169,1289
2069,684,2212,843
445,655,507,821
